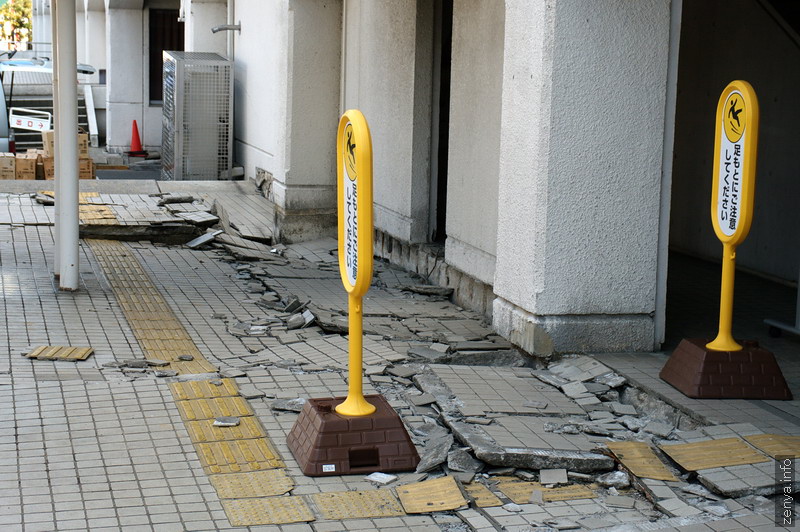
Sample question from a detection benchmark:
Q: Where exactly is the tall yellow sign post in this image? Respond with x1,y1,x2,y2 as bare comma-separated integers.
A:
286,110,420,475
706,80,759,352
660,80,791,400
335,110,376,417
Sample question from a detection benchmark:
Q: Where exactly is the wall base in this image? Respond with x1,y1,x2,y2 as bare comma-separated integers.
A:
273,206,336,244
492,297,655,357
374,230,495,318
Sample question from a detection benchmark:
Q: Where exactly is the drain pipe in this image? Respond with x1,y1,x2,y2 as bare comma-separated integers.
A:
227,0,235,59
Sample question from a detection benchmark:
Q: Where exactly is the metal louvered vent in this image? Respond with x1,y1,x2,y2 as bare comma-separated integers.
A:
161,51,233,181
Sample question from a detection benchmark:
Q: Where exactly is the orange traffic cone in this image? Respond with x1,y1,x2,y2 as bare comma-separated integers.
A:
128,120,147,157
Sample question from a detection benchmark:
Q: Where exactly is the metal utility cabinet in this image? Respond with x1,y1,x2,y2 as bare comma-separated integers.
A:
161,51,233,181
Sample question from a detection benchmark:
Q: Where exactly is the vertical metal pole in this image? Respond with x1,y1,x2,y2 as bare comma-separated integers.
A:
707,243,741,352
56,0,80,291
52,1,60,275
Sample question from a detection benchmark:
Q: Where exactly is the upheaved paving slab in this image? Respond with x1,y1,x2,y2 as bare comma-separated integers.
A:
660,437,770,471
494,479,596,504
311,490,405,520
484,416,598,452
25,345,94,361
463,483,503,507
221,496,314,526
430,364,585,416
744,433,800,459
210,470,294,498
606,441,678,481
397,476,468,513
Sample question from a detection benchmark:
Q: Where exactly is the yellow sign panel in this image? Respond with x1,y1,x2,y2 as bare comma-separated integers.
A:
337,110,374,297
335,110,376,417
707,81,760,352
711,81,758,245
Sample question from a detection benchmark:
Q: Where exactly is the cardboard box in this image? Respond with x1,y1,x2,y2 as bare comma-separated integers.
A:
0,153,15,180
79,157,94,180
78,133,89,158
42,130,54,157
42,157,54,180
41,131,89,158
15,153,37,180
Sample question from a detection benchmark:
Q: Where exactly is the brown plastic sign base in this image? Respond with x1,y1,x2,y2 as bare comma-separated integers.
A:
287,394,419,476
659,338,792,400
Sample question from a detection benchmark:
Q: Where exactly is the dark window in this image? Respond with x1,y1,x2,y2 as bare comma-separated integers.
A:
149,9,184,103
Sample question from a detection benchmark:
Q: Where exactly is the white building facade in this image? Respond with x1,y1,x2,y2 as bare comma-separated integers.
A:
33,0,800,357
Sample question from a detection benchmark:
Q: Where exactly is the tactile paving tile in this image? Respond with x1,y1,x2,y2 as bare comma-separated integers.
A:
221,496,314,526
744,434,800,459
463,483,503,508
606,441,678,481
210,470,294,499
26,345,94,361
170,379,240,400
495,480,596,504
186,416,267,443
396,476,468,514
311,490,405,520
660,437,770,471
176,396,254,422
196,438,284,474
87,239,216,375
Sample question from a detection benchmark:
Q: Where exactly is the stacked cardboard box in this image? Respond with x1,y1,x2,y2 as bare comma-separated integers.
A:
0,153,15,179
15,153,38,180
40,130,94,180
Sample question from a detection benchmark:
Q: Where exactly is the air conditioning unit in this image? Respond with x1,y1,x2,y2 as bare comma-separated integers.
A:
161,51,233,181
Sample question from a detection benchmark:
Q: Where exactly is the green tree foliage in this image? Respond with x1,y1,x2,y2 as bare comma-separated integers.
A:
0,0,32,48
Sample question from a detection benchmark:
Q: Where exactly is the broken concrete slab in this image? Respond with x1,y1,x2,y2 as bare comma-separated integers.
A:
447,449,483,473
416,434,454,473
157,194,195,205
409,393,436,407
452,340,513,351
594,372,627,388
399,284,454,297
186,230,224,249
531,370,569,389
605,495,636,509
643,421,674,439
213,416,240,427
608,402,637,416
271,398,307,413
407,346,448,363
388,366,418,379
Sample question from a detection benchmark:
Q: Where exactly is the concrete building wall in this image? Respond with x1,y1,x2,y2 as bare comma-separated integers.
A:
232,0,288,184
184,0,226,56
670,0,800,282
105,7,145,150
493,0,672,355
342,0,434,243
444,0,504,286
84,7,107,85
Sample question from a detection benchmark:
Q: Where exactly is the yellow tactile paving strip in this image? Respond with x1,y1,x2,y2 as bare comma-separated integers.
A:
196,438,285,474
744,434,800,459
312,490,405,520
660,437,771,471
606,441,678,481
397,476,468,513
87,239,215,374
222,497,315,526
495,479,596,504
169,379,240,400
176,396,255,422
211,470,295,499
39,191,117,225
186,416,268,443
26,345,94,361
463,483,503,508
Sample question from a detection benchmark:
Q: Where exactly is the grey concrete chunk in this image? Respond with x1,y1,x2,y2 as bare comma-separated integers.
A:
539,469,568,485
605,495,636,509
213,416,240,427
416,434,454,473
596,470,630,489
388,365,418,379
561,381,589,398
447,448,483,473
644,421,674,438
409,393,436,406
609,402,637,415
270,398,306,412
594,372,627,388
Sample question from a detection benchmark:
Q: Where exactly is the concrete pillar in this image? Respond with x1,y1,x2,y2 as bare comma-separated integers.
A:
104,7,143,152
76,4,86,64
444,0,504,286
55,0,80,290
33,0,52,54
184,0,227,56
492,0,672,355
52,3,60,274
84,3,106,85
275,0,342,241
342,0,433,243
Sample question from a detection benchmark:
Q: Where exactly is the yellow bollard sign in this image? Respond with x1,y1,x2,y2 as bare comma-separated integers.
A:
335,109,376,416
707,81,759,352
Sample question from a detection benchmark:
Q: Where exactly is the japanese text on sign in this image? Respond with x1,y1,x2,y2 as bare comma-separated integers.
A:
343,123,358,287
716,91,745,237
